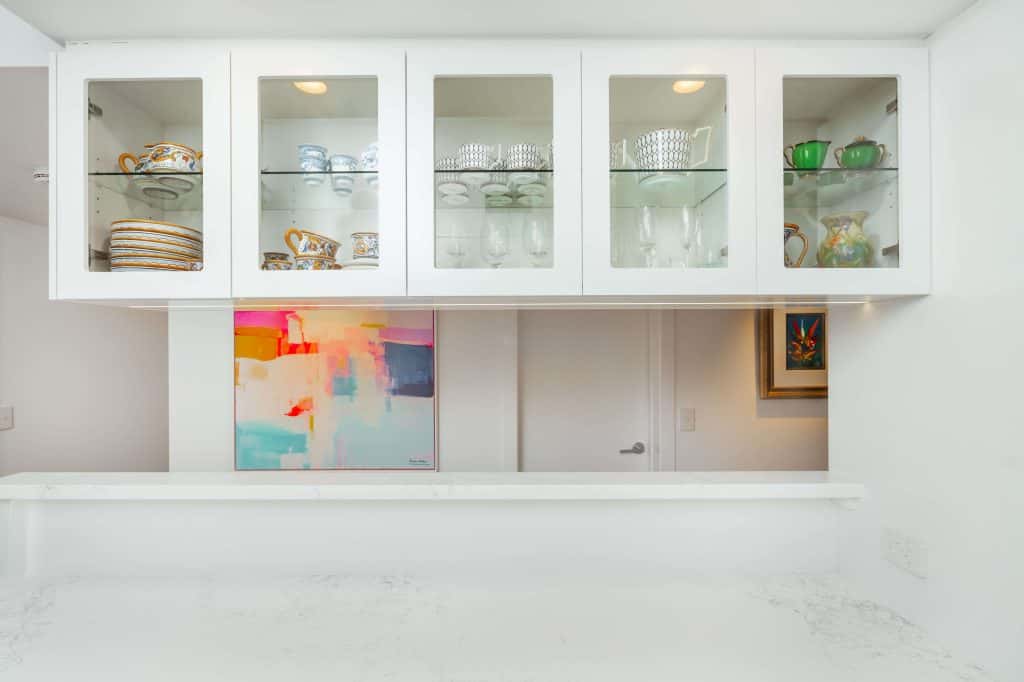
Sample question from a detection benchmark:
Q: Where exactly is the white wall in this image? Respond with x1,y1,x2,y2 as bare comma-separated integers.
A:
0,217,169,473
675,310,827,470
0,5,57,67
831,2,1024,680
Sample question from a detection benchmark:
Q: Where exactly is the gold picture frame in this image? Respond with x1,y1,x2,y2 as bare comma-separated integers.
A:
758,308,828,399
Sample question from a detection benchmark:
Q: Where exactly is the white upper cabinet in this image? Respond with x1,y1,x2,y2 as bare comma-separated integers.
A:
231,46,406,298
49,42,933,303
755,48,931,296
53,45,231,300
406,48,582,296
581,48,757,296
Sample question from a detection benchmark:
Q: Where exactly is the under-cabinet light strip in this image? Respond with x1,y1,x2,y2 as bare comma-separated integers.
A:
131,299,872,311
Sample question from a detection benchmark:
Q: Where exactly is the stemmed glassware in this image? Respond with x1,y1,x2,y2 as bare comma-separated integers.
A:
638,205,658,268
446,237,468,267
680,205,697,268
524,213,549,267
481,213,510,268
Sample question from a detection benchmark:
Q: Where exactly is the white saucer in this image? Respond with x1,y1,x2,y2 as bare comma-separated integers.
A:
458,171,490,186
486,195,513,207
441,193,470,206
518,182,547,196
509,171,539,185
481,182,509,195
438,180,468,195
516,194,544,207
639,172,687,188
340,260,380,269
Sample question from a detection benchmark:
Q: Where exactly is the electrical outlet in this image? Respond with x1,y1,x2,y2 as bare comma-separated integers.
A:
0,405,12,431
678,407,696,432
882,527,928,579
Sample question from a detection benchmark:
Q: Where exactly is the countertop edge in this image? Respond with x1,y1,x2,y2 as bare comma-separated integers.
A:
0,472,865,502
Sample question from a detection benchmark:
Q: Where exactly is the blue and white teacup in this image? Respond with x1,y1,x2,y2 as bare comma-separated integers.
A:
329,154,357,194
360,143,379,187
351,231,380,262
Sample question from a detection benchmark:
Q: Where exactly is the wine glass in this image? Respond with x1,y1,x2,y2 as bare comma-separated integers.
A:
680,205,697,268
638,205,658,268
445,237,468,268
524,213,550,267
481,213,511,268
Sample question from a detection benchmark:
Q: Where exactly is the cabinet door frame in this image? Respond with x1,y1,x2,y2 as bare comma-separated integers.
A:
581,47,757,296
407,47,582,297
755,47,931,296
54,45,231,300
231,45,406,299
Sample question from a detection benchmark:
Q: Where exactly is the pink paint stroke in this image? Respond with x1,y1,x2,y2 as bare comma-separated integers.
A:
378,327,434,346
235,310,293,332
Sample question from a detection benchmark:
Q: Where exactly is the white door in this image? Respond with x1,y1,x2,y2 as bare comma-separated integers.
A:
406,47,582,296
518,310,658,472
231,46,406,298
755,47,930,296
581,47,757,296
54,44,231,300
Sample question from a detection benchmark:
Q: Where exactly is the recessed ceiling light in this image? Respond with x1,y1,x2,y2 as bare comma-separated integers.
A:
293,81,328,95
672,80,706,95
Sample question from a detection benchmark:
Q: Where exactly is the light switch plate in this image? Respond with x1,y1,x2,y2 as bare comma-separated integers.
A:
0,405,12,431
678,407,696,432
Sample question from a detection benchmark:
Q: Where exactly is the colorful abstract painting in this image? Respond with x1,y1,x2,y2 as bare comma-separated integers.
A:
785,312,826,371
235,310,436,470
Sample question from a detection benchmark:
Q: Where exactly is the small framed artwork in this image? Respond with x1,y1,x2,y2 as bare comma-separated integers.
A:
758,308,827,399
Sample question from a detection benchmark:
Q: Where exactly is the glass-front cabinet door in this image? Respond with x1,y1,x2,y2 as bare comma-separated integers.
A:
581,48,756,296
756,48,930,296
231,46,406,298
53,46,230,300
407,48,581,296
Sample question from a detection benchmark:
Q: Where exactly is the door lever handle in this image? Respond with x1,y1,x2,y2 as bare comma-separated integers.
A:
619,442,646,455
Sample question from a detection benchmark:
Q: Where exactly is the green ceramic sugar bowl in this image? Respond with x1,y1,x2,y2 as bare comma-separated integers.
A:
834,136,888,169
817,211,874,268
784,140,831,170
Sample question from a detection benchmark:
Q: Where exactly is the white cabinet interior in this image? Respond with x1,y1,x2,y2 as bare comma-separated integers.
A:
433,76,555,271
257,77,381,271
781,77,900,270
87,79,204,273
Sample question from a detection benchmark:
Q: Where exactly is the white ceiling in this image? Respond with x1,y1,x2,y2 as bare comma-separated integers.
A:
0,67,48,226
2,0,975,41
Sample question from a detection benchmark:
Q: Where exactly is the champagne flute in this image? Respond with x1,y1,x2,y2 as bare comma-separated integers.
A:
524,213,550,267
638,205,657,268
680,205,697,268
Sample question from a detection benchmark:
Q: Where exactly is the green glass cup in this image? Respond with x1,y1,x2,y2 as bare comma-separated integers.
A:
784,140,831,170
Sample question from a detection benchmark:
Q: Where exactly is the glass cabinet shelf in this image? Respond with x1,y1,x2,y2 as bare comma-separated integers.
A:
435,169,553,210
610,169,727,209
89,172,204,212
260,171,379,211
783,168,898,209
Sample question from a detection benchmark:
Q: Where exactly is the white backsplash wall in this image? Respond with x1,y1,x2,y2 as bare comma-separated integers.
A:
0,216,169,474
832,2,1024,679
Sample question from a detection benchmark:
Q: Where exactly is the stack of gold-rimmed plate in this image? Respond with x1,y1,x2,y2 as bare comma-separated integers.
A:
109,219,203,272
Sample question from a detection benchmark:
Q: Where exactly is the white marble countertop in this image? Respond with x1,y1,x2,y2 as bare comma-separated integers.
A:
0,471,864,501
0,574,991,681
